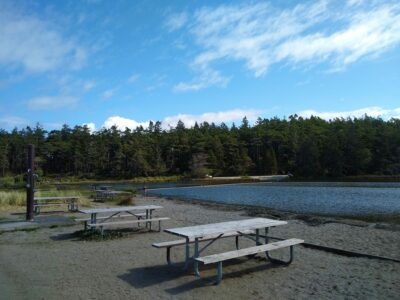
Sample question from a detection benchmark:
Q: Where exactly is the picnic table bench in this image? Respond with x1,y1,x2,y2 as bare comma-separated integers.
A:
78,205,169,236
154,218,303,284
34,196,79,214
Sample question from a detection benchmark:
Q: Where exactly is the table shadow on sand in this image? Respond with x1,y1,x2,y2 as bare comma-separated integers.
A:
118,257,283,295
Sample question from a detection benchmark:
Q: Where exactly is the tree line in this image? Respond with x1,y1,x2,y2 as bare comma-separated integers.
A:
0,115,399,179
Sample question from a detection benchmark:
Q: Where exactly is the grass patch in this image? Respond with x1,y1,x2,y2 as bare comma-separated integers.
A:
0,190,26,206
0,226,39,235
0,188,92,209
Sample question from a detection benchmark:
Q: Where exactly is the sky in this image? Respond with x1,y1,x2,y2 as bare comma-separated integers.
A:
0,0,400,132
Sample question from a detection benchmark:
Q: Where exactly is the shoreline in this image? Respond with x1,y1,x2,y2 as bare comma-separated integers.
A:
2,175,400,190
148,193,400,228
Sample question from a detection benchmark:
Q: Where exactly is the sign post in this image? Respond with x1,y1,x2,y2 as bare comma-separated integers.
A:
26,144,35,221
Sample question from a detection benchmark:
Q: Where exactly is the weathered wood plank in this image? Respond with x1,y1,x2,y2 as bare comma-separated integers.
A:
88,217,170,228
152,229,255,248
165,218,287,239
196,238,304,264
34,204,68,207
79,205,162,214
34,196,79,201
75,214,134,222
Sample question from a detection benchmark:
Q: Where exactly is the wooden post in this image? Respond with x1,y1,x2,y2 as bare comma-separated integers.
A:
26,144,35,221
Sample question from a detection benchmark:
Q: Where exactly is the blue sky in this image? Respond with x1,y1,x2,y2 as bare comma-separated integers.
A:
0,0,399,131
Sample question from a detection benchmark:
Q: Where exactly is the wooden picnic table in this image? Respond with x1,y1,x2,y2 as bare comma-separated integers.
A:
78,205,165,234
164,218,288,279
93,189,131,202
34,196,79,214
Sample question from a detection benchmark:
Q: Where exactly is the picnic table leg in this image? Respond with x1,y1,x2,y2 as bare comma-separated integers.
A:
166,246,172,265
149,209,153,230
145,209,149,229
183,237,190,270
216,262,223,285
255,229,260,245
90,213,97,231
266,245,294,265
264,227,294,265
194,238,200,277
247,228,261,259
235,235,239,250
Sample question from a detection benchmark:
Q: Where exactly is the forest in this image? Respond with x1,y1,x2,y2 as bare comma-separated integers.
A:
0,115,399,180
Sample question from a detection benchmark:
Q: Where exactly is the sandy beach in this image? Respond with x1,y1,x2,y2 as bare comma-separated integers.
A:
0,195,399,300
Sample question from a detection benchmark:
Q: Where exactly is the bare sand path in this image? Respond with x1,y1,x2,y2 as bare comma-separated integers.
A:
0,195,399,299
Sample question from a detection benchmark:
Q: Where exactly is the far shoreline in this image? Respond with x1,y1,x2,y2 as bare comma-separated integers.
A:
26,174,400,186
148,193,400,227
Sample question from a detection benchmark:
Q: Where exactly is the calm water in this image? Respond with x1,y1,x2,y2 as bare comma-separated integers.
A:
147,182,400,216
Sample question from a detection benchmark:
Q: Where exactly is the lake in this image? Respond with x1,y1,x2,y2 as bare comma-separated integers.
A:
147,182,400,216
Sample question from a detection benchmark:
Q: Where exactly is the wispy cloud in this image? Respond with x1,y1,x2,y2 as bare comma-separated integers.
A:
172,0,400,90
0,115,29,128
174,68,229,92
127,74,140,83
165,12,188,32
102,89,116,99
27,96,78,110
83,80,96,92
297,106,400,120
0,2,87,73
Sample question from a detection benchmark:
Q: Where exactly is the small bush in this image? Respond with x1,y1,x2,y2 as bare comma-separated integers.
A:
117,196,135,206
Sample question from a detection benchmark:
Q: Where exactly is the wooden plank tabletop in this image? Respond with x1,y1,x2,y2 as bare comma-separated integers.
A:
78,205,162,214
165,218,287,239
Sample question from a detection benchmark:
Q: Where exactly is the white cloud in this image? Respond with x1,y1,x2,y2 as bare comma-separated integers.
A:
165,12,188,32
0,3,87,73
173,1,400,90
163,109,261,128
297,106,400,120
82,122,96,132
27,96,78,110
102,116,150,131
101,109,261,131
275,5,400,71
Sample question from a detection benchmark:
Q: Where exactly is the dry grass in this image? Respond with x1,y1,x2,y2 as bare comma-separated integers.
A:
0,189,91,210
0,191,26,207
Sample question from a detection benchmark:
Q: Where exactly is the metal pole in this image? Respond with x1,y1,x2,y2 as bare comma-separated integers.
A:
26,144,35,221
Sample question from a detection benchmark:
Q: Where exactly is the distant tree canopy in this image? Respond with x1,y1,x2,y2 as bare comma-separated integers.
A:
0,115,399,179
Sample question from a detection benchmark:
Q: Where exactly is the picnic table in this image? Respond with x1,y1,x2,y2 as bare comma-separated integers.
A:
78,205,169,235
93,189,131,202
157,218,303,284
34,196,79,214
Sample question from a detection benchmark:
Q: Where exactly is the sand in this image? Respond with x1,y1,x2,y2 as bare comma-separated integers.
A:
0,195,399,300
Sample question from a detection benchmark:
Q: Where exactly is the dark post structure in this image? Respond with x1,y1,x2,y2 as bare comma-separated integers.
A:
26,144,35,221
